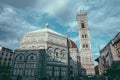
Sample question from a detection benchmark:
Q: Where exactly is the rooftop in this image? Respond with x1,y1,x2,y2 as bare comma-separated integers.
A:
27,23,66,37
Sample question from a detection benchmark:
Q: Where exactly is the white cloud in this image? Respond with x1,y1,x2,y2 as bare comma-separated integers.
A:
35,0,69,16
66,21,78,32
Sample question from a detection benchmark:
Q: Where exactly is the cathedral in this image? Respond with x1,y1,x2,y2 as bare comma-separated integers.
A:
11,12,95,80
11,24,79,80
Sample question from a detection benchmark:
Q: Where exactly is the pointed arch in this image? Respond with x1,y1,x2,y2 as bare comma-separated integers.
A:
47,46,54,56
54,48,60,58
15,54,25,61
13,54,25,76
26,53,37,62
60,49,66,59
25,53,37,76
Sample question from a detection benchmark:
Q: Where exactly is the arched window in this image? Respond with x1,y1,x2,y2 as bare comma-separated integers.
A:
55,50,59,58
27,54,36,61
54,48,60,58
85,34,87,38
56,52,58,57
25,54,37,76
81,23,85,28
86,44,88,48
30,56,34,60
48,49,52,55
83,44,85,48
82,34,84,38
14,54,25,76
60,50,66,59
62,51,65,57
82,34,87,39
16,55,24,61
47,47,53,56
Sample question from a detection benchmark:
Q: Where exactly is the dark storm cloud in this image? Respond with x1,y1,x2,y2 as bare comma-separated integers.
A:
0,0,36,9
0,23,18,40
0,4,38,49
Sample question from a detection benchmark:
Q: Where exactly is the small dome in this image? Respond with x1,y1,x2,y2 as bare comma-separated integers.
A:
68,39,78,52
68,39,78,49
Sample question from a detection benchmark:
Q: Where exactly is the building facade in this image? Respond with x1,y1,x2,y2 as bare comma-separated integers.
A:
11,24,80,80
76,12,95,75
96,32,120,79
0,46,14,79
11,49,46,80
0,46,14,67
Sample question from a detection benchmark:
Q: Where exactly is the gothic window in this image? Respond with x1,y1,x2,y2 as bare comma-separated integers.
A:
55,51,59,58
54,48,60,58
85,34,87,38
30,56,34,60
48,49,52,54
62,52,65,57
82,34,87,39
15,55,25,62
25,54,36,76
82,34,84,38
27,55,36,61
56,52,58,57
83,44,89,48
83,44,85,48
61,50,66,59
19,56,22,60
86,44,88,48
81,23,85,28
47,47,53,56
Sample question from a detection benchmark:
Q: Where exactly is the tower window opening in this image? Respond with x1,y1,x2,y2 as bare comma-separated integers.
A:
83,44,85,48
81,23,85,28
82,35,84,38
55,52,58,57
86,44,88,48
85,34,87,38
82,34,87,38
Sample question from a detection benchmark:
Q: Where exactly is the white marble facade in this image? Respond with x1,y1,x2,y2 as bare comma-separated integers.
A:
12,25,70,80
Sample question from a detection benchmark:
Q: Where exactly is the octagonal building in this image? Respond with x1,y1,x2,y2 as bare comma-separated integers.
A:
11,24,79,80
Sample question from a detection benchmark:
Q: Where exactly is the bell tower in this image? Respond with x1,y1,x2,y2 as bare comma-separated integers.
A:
76,12,95,75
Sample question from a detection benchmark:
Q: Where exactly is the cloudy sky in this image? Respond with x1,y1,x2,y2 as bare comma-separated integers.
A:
0,0,120,64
